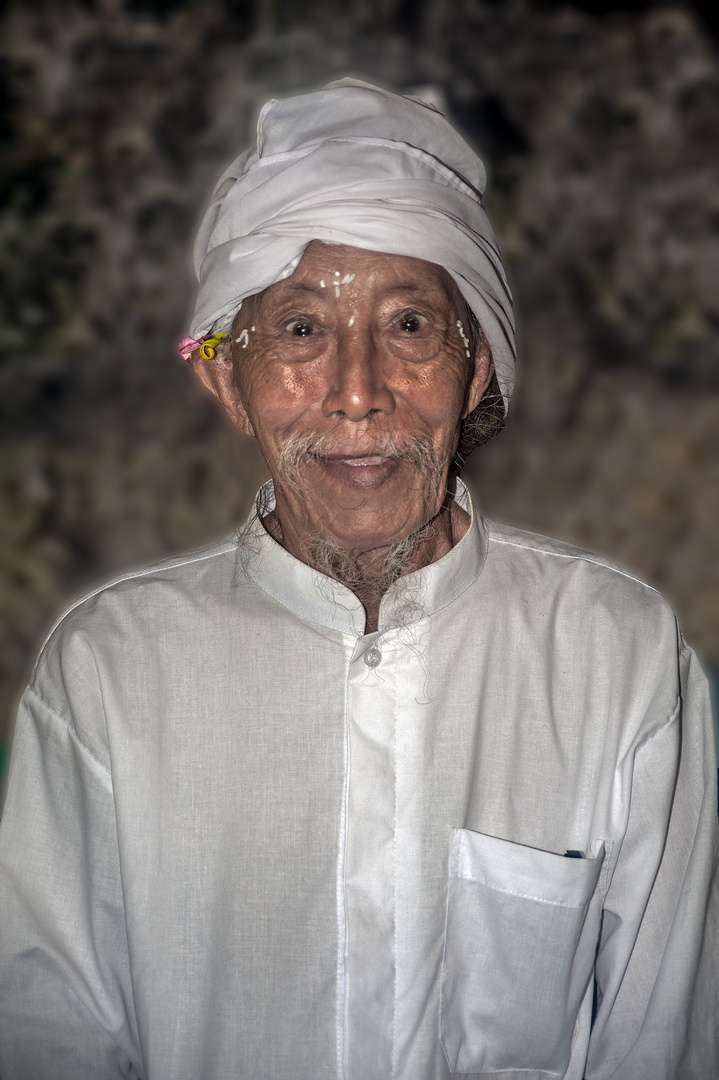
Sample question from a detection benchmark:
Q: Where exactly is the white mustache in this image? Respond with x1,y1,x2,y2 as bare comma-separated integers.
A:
274,430,444,484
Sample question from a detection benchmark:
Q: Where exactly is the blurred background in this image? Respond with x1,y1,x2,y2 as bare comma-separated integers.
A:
1,0,718,783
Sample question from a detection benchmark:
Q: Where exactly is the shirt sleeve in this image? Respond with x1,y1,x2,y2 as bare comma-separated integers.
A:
586,639,719,1079
0,680,142,1078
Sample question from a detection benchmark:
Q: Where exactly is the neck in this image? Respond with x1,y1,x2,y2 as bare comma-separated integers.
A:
263,496,470,634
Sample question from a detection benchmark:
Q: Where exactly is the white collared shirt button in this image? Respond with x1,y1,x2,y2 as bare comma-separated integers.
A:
364,646,381,668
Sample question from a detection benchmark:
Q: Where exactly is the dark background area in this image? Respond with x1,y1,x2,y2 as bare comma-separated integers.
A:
1,0,718,773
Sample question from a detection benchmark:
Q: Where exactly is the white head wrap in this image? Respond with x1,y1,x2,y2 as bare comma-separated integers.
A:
190,78,516,410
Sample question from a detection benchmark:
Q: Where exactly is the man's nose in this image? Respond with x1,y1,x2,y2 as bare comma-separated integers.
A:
321,329,396,421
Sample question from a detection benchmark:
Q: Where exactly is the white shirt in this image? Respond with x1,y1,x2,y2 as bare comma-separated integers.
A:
0,481,717,1080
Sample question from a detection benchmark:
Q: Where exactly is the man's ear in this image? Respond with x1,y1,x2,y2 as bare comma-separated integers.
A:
191,344,255,438
463,334,494,417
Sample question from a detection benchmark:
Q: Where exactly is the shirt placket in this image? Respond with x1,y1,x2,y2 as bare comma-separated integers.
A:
342,633,398,1079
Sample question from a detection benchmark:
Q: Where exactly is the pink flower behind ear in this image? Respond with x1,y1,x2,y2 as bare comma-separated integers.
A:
178,332,231,361
178,336,204,362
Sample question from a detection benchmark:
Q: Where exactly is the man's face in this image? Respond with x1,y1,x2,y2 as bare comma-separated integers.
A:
203,242,491,553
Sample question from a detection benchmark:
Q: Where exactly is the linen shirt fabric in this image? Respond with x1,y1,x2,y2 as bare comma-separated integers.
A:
189,78,517,410
0,481,717,1080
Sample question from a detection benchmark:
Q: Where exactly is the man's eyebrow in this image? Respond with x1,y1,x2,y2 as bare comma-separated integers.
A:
282,282,323,294
379,283,454,305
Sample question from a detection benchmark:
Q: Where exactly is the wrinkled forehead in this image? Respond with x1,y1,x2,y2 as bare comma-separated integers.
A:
243,242,464,309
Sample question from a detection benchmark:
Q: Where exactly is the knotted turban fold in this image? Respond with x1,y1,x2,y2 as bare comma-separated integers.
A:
190,78,516,410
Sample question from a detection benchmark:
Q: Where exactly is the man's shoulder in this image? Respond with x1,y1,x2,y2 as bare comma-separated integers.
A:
19,535,243,761
485,518,646,574
482,517,673,620
39,533,241,655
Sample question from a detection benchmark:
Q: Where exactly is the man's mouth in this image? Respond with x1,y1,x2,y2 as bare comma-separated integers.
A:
274,430,443,495
312,451,401,488
320,454,388,467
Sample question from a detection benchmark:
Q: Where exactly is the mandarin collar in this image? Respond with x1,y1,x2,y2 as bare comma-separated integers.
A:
237,478,488,638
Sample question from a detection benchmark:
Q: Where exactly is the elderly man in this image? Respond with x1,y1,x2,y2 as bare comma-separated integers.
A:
0,79,717,1080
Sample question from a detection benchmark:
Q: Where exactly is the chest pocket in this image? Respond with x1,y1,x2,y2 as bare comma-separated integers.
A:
440,829,606,1076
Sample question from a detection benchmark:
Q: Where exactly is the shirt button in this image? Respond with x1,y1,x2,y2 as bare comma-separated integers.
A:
364,646,381,668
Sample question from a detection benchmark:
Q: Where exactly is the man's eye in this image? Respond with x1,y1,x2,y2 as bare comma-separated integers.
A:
286,319,314,337
398,313,425,333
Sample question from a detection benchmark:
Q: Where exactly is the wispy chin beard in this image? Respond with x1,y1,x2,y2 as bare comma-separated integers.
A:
300,518,437,597
270,429,446,594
